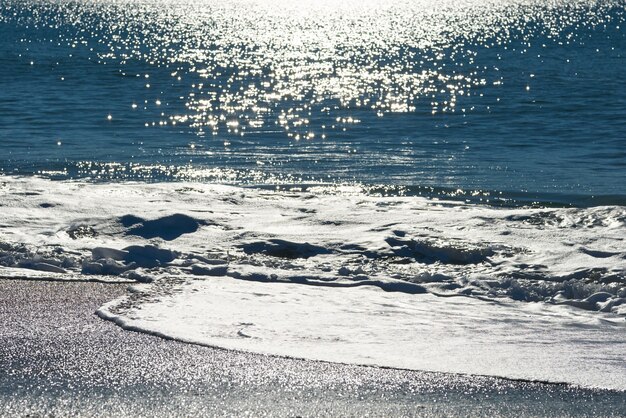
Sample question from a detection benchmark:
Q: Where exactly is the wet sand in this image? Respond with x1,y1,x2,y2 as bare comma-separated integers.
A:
0,279,624,417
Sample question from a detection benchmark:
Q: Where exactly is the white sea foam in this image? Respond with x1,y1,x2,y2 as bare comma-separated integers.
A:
1,175,625,389
98,276,626,391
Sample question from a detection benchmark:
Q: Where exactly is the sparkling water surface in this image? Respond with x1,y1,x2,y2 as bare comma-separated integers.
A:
0,0,625,204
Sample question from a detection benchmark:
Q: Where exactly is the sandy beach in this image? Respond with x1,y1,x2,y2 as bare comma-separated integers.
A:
0,278,624,417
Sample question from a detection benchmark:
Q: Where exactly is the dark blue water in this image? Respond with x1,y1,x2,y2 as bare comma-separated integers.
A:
1,0,625,205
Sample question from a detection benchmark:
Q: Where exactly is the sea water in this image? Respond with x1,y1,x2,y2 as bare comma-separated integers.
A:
1,0,626,390
1,0,625,203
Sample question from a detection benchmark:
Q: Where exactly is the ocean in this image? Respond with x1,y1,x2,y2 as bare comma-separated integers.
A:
2,0,625,204
1,0,625,391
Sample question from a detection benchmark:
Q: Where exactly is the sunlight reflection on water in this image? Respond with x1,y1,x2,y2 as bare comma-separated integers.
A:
0,0,625,201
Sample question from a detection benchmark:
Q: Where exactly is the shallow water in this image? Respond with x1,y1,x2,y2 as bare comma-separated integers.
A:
4,281,626,417
1,0,625,204
1,176,625,389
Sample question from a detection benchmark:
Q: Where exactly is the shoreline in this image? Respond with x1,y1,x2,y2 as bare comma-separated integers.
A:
1,278,625,417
